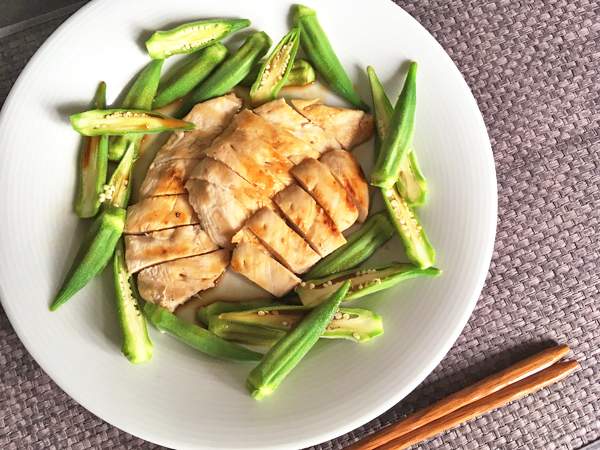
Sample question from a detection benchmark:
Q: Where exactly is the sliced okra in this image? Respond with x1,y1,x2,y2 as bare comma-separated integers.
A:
241,58,316,87
250,27,301,105
296,262,440,307
145,18,250,59
197,300,281,326
103,139,139,209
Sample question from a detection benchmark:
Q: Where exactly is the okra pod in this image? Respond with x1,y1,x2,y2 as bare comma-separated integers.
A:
108,59,164,160
241,58,316,87
144,303,262,362
75,82,109,218
293,5,367,110
367,66,427,206
178,31,272,116
381,188,436,268
250,27,300,105
297,262,440,307
103,139,139,209
370,62,418,188
247,281,351,399
51,206,126,311
70,109,194,136
219,305,383,343
113,240,153,363
197,300,279,326
152,43,228,109
145,18,250,59
304,211,395,279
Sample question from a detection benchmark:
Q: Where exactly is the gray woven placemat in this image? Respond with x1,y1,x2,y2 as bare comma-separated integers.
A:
1,1,599,449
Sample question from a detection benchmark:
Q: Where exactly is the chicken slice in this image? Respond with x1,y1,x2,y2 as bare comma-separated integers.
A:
320,149,370,222
155,93,242,164
231,242,300,297
125,195,199,234
254,98,341,156
291,99,374,149
245,207,320,274
189,157,274,212
185,179,250,248
273,185,346,257
137,249,230,312
124,225,217,274
291,158,359,231
139,158,200,198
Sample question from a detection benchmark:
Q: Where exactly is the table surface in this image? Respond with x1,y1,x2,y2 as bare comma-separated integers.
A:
1,1,599,449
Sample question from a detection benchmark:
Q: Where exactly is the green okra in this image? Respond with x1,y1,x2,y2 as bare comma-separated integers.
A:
113,240,153,364
296,262,440,307
109,59,164,160
381,187,436,269
370,62,418,188
51,206,126,311
293,5,367,110
144,303,262,362
197,300,280,326
70,109,194,136
241,58,316,87
219,305,383,343
145,18,250,60
153,43,229,109
75,82,109,218
304,211,395,279
367,66,427,206
250,27,301,105
178,31,272,116
103,138,139,210
247,281,351,399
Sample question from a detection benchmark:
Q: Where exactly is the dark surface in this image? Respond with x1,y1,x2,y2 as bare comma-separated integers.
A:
1,1,599,449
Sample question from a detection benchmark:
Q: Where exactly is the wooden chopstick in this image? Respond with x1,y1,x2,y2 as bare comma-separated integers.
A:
348,345,573,450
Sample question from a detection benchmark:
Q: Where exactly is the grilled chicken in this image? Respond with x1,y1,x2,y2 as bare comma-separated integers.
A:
254,98,340,155
320,149,369,222
273,185,346,257
139,158,199,198
291,99,374,149
124,225,217,273
125,195,199,234
155,93,242,164
245,207,320,274
231,242,300,297
185,179,250,248
137,249,230,311
291,158,359,231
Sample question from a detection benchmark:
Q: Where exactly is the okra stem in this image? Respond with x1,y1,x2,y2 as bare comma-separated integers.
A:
109,59,164,160
144,303,262,362
293,5,367,110
246,281,350,399
75,82,109,218
370,62,418,188
113,240,153,363
304,211,395,279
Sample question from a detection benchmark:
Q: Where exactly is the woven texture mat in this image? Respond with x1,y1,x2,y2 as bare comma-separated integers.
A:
1,1,599,449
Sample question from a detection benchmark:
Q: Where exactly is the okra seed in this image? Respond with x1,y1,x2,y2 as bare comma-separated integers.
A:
342,313,351,320
300,281,306,287
334,312,343,320
308,283,316,289
353,332,361,340
282,321,289,326
258,311,266,316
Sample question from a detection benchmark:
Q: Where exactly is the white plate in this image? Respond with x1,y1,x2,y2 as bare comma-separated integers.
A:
0,0,496,448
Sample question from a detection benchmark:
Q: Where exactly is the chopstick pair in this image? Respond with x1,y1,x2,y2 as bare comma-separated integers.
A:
348,344,578,450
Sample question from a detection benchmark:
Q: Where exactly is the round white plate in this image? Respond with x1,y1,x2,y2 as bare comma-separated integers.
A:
0,0,496,448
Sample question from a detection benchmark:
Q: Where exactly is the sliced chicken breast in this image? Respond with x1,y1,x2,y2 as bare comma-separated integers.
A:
189,157,274,212
124,225,217,273
291,158,359,231
254,98,341,156
156,93,242,164
245,207,320,274
231,242,300,297
139,158,199,198
125,195,199,234
185,179,250,248
320,149,370,222
291,99,374,149
273,184,346,257
137,249,230,312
